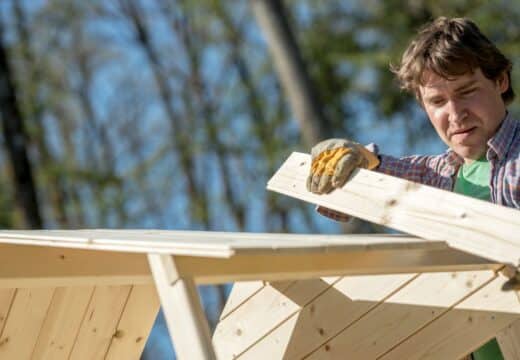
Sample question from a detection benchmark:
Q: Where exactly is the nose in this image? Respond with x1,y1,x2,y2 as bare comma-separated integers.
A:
447,99,467,124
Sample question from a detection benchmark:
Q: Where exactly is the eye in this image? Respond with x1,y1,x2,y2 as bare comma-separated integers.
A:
429,98,445,106
460,88,476,96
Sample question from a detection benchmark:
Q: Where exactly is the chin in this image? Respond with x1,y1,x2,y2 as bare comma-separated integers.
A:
452,147,474,159
455,148,484,161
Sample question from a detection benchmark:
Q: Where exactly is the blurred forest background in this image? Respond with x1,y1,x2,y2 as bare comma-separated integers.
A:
1,0,519,358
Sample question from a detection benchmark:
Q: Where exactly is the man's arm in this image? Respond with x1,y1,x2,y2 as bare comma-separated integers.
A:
310,142,456,222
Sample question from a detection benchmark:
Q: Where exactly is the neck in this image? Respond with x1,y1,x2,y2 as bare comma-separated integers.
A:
463,150,487,165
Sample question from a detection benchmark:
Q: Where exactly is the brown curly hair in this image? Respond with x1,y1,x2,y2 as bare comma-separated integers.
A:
391,17,514,105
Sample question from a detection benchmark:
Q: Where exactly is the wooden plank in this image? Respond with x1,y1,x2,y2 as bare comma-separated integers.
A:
174,249,499,284
213,279,326,359
0,230,236,257
220,281,265,320
68,285,132,360
0,287,55,359
496,318,520,360
304,270,496,360
105,284,160,360
0,244,151,288
0,289,15,337
31,286,94,359
267,152,520,265
379,273,520,360
147,254,216,360
234,273,418,360
0,229,451,258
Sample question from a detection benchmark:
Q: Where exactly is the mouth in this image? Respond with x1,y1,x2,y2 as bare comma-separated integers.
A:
450,127,477,141
452,126,476,135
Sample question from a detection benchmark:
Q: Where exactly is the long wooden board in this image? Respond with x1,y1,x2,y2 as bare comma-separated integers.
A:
0,230,450,258
0,234,499,286
0,244,151,288
267,152,520,265
174,248,498,284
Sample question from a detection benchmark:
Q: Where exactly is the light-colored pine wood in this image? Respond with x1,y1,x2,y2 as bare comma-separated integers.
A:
148,254,216,360
379,273,520,360
68,285,132,360
0,225,516,359
235,273,417,360
174,249,498,284
305,270,496,360
496,318,520,360
220,281,265,320
0,244,151,288
0,230,450,258
0,287,55,359
213,279,324,359
267,152,520,265
104,284,160,360
0,289,15,337
31,286,94,360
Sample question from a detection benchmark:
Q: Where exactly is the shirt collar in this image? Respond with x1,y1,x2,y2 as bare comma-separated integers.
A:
445,150,464,169
487,112,518,161
436,149,464,177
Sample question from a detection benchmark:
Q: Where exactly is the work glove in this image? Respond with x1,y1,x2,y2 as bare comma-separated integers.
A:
306,139,380,194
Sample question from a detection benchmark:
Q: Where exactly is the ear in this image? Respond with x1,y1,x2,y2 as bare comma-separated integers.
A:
497,71,509,94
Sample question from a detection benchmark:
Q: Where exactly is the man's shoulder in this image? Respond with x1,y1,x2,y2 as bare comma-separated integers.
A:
505,116,520,160
487,113,520,162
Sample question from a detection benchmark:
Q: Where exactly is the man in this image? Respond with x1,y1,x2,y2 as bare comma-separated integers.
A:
307,17,518,359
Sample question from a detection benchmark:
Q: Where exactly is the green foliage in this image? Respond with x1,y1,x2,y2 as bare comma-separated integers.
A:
290,0,520,146
1,0,518,231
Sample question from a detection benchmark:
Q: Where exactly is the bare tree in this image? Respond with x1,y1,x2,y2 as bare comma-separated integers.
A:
251,0,330,147
118,0,208,227
0,21,42,229
12,1,71,227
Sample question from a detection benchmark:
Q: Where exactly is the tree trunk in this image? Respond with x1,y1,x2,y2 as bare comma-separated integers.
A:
252,0,367,234
251,0,330,147
0,25,42,229
12,1,70,228
120,0,203,226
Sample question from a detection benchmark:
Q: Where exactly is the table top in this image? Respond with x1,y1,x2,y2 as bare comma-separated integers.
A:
0,229,448,258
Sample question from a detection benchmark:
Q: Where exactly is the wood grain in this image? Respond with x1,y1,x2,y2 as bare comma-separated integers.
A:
267,152,520,265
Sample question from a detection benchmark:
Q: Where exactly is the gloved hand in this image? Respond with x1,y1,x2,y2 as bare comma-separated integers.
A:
306,139,380,194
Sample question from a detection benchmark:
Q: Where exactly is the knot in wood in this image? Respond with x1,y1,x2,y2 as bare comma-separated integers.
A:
385,199,397,207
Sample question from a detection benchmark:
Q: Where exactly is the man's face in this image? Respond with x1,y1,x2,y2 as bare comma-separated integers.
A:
419,68,508,163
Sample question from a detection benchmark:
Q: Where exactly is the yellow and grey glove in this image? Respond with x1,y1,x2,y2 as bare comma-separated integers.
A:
306,138,380,194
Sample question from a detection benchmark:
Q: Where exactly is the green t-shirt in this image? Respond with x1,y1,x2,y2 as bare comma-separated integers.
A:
453,156,503,360
453,156,491,201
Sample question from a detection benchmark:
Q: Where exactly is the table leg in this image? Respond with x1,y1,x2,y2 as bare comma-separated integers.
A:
147,254,216,360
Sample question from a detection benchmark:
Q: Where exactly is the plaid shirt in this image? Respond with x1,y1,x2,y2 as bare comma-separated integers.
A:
318,113,520,222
